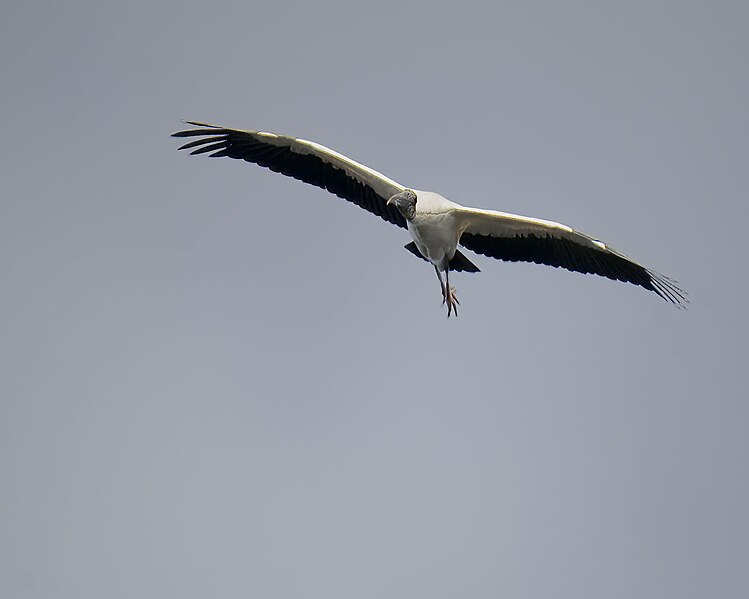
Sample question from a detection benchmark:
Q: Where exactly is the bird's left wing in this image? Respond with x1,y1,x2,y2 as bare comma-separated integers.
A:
456,206,686,306
172,121,407,228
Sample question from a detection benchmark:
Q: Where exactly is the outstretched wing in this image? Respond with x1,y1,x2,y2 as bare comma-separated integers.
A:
172,121,407,228
457,207,687,306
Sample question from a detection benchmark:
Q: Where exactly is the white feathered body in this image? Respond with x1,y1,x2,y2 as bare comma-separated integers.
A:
407,190,465,271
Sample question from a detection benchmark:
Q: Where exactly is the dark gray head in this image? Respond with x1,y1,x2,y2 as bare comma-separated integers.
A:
386,189,417,220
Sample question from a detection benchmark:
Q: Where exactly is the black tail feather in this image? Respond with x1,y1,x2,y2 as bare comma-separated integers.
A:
404,242,480,273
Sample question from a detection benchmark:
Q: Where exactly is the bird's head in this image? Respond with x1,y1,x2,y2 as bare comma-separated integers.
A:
387,189,417,220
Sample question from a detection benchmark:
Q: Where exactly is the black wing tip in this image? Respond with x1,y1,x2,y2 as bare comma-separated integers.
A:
171,120,224,138
172,121,231,156
648,270,689,309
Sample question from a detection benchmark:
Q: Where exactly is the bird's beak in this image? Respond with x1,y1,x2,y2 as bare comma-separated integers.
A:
386,196,394,205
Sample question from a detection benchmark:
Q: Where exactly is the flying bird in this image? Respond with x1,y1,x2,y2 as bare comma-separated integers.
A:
172,121,686,316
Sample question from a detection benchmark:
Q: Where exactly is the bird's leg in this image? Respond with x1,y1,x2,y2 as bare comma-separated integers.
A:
434,265,447,303
444,264,459,317
434,264,459,317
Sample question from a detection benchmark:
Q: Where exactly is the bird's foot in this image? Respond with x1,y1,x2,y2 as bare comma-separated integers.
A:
441,285,458,303
443,285,460,317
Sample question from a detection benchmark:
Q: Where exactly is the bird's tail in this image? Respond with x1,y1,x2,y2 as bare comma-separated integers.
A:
404,242,480,273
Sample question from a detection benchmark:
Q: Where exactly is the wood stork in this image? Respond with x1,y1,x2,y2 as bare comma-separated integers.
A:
172,121,686,316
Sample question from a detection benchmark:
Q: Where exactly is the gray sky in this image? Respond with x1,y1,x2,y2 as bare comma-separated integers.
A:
1,1,747,597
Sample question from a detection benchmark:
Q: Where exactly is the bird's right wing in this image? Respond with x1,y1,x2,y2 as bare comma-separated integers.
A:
172,121,408,228
456,206,686,306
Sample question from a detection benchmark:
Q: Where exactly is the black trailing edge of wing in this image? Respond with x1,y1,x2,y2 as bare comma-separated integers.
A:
459,232,687,307
172,123,406,228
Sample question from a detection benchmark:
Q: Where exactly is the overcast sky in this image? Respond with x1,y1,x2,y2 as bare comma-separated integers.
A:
1,1,747,598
